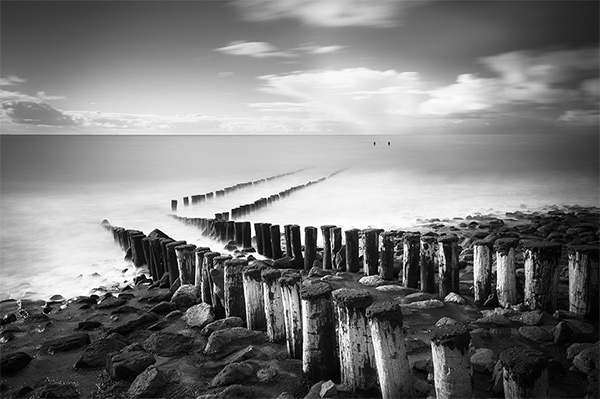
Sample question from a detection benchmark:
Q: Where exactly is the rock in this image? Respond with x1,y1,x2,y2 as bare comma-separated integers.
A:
200,317,245,337
572,343,599,374
74,338,127,369
473,313,511,327
158,273,170,289
405,337,430,355
38,383,79,398
197,384,265,399
165,310,183,319
520,310,545,326
256,366,278,383
127,366,168,398
1,313,17,326
143,332,194,357
111,305,140,315
567,320,595,335
210,361,256,387
223,345,266,364
273,257,295,269
491,360,504,397
412,358,433,374
148,301,177,315
319,380,337,398
567,343,594,360
110,312,159,335
308,267,329,277
552,321,576,344
358,275,387,287
403,299,444,309
106,344,156,381
413,379,434,398
435,317,459,327
304,381,325,399
470,348,498,373
548,358,565,377
402,292,437,303
444,292,466,304
170,284,198,308
40,333,91,353
1,352,32,374
76,321,103,330
518,326,553,343
184,303,215,329
376,285,417,294
276,392,295,399
97,297,126,309
204,327,264,357
483,293,499,308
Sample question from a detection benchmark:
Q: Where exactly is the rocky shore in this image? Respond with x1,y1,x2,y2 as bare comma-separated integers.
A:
1,205,598,399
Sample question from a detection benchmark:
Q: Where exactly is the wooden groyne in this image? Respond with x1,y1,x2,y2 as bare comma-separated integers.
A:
101,206,599,398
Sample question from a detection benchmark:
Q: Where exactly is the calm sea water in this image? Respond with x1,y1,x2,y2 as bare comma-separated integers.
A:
1,133,598,301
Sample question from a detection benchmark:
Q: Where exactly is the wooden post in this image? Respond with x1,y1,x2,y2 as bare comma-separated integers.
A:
304,226,318,271
261,268,286,342
494,238,520,307
183,196,189,206
420,235,436,293
366,301,414,399
568,245,599,318
159,238,174,280
430,324,472,399
261,223,273,258
437,235,460,298
500,348,548,398
363,229,382,276
224,258,248,320
321,225,336,269
211,255,231,319
345,228,360,273
166,240,186,288
332,288,376,391
402,233,420,287
242,221,253,251
242,264,267,330
279,271,303,359
254,223,264,255
473,240,493,305
201,252,220,305
226,221,235,242
331,227,343,270
141,237,154,280
284,224,293,258
129,231,146,267
234,222,244,246
523,241,562,312
301,282,336,381
290,224,304,269
378,232,396,280
270,224,283,260
194,247,211,289
175,244,197,285
171,199,177,211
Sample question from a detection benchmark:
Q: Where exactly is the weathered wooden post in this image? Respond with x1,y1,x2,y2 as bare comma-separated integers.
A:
242,264,267,330
300,282,337,381
141,237,154,279
378,232,396,280
158,238,174,280
568,245,599,318
201,252,220,305
437,235,460,298
420,235,437,293
494,238,520,307
304,226,318,271
366,301,414,399
473,240,493,305
331,227,343,270
402,232,420,287
254,223,264,255
226,221,235,242
166,240,186,288
175,244,197,285
261,268,286,342
183,196,189,206
234,222,244,247
194,247,211,289
171,200,177,211
279,271,303,359
129,231,146,267
523,241,562,311
211,255,231,319
270,224,283,260
261,223,273,258
500,348,548,398
284,224,293,257
320,225,336,269
290,224,303,269
363,229,382,276
242,221,253,251
345,228,360,272
332,288,376,391
224,258,248,320
430,324,472,399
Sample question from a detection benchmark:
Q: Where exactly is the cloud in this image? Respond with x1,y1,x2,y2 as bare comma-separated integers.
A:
1,101,76,126
216,71,234,78
558,109,600,126
1,88,66,103
295,43,346,54
214,41,295,58
232,0,422,27
0,75,27,86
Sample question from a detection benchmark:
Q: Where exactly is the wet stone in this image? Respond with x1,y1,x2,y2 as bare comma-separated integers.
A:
38,383,79,398
0,352,32,374
127,366,168,399
518,326,553,343
40,333,91,354
74,337,127,369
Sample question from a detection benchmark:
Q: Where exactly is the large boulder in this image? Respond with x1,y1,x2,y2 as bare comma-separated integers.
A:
148,301,177,315
358,275,387,287
200,317,245,337
170,284,198,308
1,352,32,374
518,326,553,343
143,332,194,357
110,312,159,335
106,344,156,381
96,297,126,309
40,333,91,354
444,292,467,305
74,338,127,369
38,383,79,398
127,366,168,399
552,321,576,344
184,303,215,329
204,328,264,358
210,361,257,387
470,348,498,373
572,343,599,375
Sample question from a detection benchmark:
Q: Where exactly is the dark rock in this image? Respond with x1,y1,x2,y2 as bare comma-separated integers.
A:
483,293,499,308
158,273,170,289
412,358,433,374
256,365,278,383
210,361,257,387
548,358,565,377
148,301,177,315
567,343,594,360
308,267,329,278
1,313,17,326
552,321,576,344
97,297,126,309
170,284,198,308
39,383,79,398
110,312,159,335
197,384,265,399
405,337,430,355
572,343,599,374
40,333,91,353
140,289,172,303
0,352,32,374
200,317,245,336
184,303,215,329
111,306,140,315
74,338,127,369
470,348,497,373
76,321,102,330
490,360,503,397
273,257,295,269
319,380,337,398
143,332,194,357
204,327,264,358
520,310,546,326
518,326,553,343
127,366,168,398
106,344,155,381
435,317,459,327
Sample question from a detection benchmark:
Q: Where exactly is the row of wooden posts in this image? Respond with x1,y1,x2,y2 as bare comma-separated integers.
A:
171,168,307,211
101,219,579,398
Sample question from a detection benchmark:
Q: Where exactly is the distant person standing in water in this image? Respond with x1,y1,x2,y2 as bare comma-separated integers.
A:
373,141,376,146
388,142,390,146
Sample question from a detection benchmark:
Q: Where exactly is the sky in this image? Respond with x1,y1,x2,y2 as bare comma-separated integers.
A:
0,0,598,135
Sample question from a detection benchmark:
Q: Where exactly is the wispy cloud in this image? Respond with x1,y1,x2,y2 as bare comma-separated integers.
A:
0,75,27,86
214,41,295,58
295,43,346,54
232,0,423,27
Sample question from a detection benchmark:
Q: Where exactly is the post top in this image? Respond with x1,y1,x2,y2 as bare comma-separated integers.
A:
366,301,403,328
567,245,600,258
242,264,266,280
320,225,337,230
166,240,187,248
493,238,520,252
204,251,221,260
345,228,361,233
305,226,318,232
214,255,233,263
521,240,562,250
363,228,384,235
224,258,248,268
500,348,548,388
278,271,301,287
261,268,282,283
300,281,332,300
437,234,458,244
175,244,197,252
403,232,421,242
194,247,212,253
420,235,437,243
332,288,373,309
430,324,470,352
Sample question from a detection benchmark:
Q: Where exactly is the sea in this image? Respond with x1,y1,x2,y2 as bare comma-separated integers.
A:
1,133,598,301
